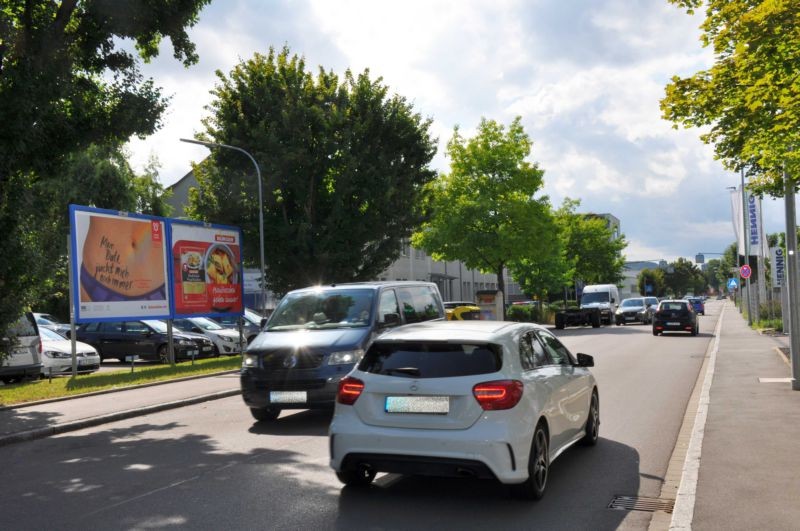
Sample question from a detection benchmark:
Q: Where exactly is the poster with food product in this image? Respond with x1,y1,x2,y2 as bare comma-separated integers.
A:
169,220,244,318
70,205,171,322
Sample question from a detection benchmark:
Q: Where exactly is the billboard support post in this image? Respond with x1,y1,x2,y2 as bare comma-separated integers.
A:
67,235,77,379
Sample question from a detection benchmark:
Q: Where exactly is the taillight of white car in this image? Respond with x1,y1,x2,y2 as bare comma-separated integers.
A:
337,376,365,405
472,380,524,410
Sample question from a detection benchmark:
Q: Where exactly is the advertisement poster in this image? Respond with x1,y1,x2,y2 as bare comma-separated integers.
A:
70,205,171,321
170,220,244,318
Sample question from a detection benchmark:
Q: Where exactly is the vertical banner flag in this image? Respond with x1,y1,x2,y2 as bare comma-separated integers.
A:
70,205,171,322
730,185,768,257
730,187,745,256
770,247,785,289
170,220,244,318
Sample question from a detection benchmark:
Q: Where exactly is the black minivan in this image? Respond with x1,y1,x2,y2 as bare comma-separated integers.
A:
240,282,445,421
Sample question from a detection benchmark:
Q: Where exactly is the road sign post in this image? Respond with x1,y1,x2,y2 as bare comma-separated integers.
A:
740,264,752,279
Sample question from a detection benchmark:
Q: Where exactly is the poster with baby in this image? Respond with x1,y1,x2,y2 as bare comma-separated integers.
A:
70,205,171,321
169,220,244,317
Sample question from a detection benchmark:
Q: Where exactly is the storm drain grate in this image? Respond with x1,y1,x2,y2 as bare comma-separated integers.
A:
608,495,675,513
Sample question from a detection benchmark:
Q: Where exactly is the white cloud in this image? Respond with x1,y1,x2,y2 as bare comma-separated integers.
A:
121,0,769,261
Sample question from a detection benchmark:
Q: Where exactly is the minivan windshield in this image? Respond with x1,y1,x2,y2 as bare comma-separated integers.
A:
267,289,375,331
581,292,609,304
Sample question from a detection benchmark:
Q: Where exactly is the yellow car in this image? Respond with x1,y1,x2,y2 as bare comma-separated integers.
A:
445,304,481,320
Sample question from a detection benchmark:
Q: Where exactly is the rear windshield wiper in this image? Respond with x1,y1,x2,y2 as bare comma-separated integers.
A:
385,367,421,376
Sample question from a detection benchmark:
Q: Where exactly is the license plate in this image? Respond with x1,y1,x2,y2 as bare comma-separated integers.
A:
385,396,449,414
270,391,307,403
188,350,199,356
624,316,634,321
202,346,212,351
667,322,680,326
78,359,92,365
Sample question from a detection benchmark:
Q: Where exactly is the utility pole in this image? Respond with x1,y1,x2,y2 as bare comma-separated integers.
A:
741,169,753,325
783,170,800,390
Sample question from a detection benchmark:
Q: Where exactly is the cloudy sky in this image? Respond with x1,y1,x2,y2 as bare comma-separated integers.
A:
126,0,790,263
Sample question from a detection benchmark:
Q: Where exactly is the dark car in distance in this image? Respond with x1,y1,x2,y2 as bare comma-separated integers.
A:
615,297,651,325
75,319,215,363
652,300,698,336
685,296,705,315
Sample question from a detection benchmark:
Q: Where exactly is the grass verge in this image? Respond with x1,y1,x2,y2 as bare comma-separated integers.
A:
0,356,242,406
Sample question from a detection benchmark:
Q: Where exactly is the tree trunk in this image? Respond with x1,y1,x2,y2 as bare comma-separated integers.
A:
497,263,506,320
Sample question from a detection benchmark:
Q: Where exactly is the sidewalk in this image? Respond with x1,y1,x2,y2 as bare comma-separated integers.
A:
689,305,800,530
0,372,241,447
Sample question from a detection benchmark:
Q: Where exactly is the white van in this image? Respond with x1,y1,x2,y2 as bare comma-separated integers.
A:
1,313,43,384
580,284,620,325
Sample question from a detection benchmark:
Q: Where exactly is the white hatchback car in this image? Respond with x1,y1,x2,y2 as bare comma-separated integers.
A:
39,327,101,376
329,320,599,499
173,317,247,356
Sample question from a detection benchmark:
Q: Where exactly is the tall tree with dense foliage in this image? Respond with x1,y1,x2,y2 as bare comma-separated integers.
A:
0,0,209,352
637,268,667,298
188,47,437,294
664,257,706,296
412,117,558,314
553,198,627,286
661,0,800,196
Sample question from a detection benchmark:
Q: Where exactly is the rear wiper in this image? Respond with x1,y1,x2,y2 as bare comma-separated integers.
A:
386,367,421,376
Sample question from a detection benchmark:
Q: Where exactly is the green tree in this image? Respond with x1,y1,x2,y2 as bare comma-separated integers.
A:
188,47,437,294
703,258,723,293
664,257,706,297
554,199,627,286
36,145,172,321
637,268,667,298
412,117,558,316
0,0,209,352
661,0,800,197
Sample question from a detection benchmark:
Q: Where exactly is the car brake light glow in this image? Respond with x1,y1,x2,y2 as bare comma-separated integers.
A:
337,376,364,405
473,380,524,410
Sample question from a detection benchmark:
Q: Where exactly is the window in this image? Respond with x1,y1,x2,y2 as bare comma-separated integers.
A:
519,334,535,371
535,330,574,365
360,342,501,378
520,332,550,369
124,321,149,334
99,322,122,333
378,290,400,324
397,286,442,324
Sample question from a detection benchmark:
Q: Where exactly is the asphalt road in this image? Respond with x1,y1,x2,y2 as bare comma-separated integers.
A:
0,303,720,530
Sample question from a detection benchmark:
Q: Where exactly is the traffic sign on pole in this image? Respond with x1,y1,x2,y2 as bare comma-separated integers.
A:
727,278,738,290
740,264,752,279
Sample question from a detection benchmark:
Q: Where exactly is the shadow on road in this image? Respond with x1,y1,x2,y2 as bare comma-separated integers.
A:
0,420,335,530
248,408,333,437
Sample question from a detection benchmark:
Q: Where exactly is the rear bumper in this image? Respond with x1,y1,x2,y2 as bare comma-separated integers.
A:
653,320,694,332
329,406,532,484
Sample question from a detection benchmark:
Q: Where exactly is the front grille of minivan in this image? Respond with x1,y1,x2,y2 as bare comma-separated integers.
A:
261,350,325,370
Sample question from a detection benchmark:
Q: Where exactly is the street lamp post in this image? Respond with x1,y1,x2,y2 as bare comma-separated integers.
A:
180,138,267,314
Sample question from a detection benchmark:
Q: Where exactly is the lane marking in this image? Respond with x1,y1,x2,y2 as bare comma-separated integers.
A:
669,304,724,530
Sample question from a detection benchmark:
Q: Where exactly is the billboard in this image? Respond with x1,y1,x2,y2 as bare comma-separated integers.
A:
70,205,171,321
170,220,244,317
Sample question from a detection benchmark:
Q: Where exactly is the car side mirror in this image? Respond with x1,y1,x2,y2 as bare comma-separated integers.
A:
192,327,203,333
380,313,401,327
576,353,594,367
260,318,268,329
611,298,616,303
